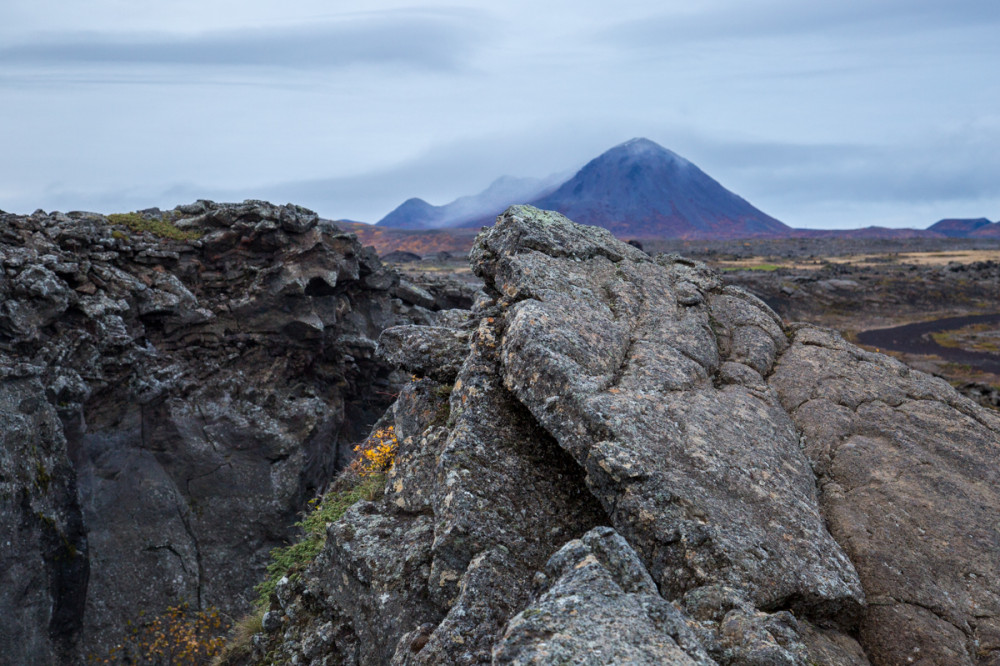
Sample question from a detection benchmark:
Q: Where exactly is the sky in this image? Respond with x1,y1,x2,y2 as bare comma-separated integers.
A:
1,0,999,229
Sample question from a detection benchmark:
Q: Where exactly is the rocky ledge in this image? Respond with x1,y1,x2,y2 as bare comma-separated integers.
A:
240,206,1000,665
0,201,446,663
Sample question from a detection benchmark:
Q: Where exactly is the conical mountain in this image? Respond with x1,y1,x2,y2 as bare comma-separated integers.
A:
377,197,441,230
520,138,788,238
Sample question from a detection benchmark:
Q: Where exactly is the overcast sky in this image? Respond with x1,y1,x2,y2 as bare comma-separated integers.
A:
2,1,999,229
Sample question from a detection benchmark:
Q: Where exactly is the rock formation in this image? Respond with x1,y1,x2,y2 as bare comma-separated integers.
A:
8,201,999,665
0,201,428,662
237,206,1000,664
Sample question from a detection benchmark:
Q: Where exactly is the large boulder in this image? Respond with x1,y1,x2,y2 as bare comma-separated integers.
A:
472,208,863,623
0,201,415,661
771,324,1000,665
493,526,714,665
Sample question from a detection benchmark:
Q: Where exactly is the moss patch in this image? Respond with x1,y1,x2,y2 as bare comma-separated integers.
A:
106,212,202,242
720,263,781,272
253,472,385,610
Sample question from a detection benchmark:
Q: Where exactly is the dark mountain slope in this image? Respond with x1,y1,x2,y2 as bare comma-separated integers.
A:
928,217,994,238
498,138,790,238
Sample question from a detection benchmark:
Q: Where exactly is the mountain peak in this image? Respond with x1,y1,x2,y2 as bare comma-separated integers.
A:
606,137,690,166
528,139,787,238
380,138,786,238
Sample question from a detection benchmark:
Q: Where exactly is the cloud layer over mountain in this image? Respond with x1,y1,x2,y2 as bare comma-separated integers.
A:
1,1,999,228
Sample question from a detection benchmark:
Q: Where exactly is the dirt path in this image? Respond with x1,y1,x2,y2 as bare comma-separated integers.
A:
856,313,1000,374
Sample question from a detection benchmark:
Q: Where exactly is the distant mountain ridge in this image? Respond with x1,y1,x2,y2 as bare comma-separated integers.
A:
927,217,1000,238
379,138,789,239
376,174,565,229
372,137,998,243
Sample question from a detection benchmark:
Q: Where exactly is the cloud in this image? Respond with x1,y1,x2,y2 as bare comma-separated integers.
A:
660,129,1000,227
601,0,1000,47
0,10,482,71
723,143,1000,205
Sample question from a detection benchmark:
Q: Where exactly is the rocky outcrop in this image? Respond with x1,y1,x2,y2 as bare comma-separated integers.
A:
237,206,1000,665
0,201,421,662
771,325,1000,664
471,210,862,620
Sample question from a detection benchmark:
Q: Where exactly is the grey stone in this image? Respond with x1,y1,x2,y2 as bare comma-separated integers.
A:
493,527,714,665
0,200,419,662
377,325,470,383
474,206,863,621
770,324,1000,665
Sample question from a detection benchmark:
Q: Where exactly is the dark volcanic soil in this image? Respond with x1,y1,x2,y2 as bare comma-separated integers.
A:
856,314,1000,374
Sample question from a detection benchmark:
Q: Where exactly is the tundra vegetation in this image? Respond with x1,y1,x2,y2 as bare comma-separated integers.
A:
106,211,202,241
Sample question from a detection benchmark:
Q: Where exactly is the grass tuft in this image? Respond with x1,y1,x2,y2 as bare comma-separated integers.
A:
252,472,386,610
106,212,202,241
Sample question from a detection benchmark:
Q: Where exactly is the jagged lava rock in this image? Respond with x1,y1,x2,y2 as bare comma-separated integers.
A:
0,200,422,662
0,371,87,665
243,206,935,666
472,206,863,619
493,526,714,665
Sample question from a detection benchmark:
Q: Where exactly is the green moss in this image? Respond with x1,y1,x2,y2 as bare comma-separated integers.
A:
931,331,962,349
106,211,201,241
253,473,385,610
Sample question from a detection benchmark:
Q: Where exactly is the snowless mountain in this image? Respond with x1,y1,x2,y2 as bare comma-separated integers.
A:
516,138,788,238
927,217,1000,238
379,138,788,239
376,174,565,229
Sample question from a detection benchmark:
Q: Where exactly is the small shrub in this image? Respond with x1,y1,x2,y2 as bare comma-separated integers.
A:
88,602,227,665
350,425,398,477
106,212,201,242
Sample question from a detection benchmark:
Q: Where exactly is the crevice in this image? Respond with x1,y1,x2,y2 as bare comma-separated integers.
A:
145,543,191,577
884,595,970,642
184,462,230,498
174,501,204,609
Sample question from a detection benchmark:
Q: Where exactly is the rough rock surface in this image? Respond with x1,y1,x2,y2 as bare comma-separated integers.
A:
236,206,1000,666
771,324,1000,665
28,203,985,666
0,373,87,665
493,526,714,665
0,201,423,662
472,208,863,620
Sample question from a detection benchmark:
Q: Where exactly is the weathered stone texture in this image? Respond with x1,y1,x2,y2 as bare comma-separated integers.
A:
0,201,418,661
771,324,1000,665
473,207,863,621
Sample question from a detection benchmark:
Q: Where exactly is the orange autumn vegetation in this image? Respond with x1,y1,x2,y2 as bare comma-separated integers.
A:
351,425,399,476
88,602,228,665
